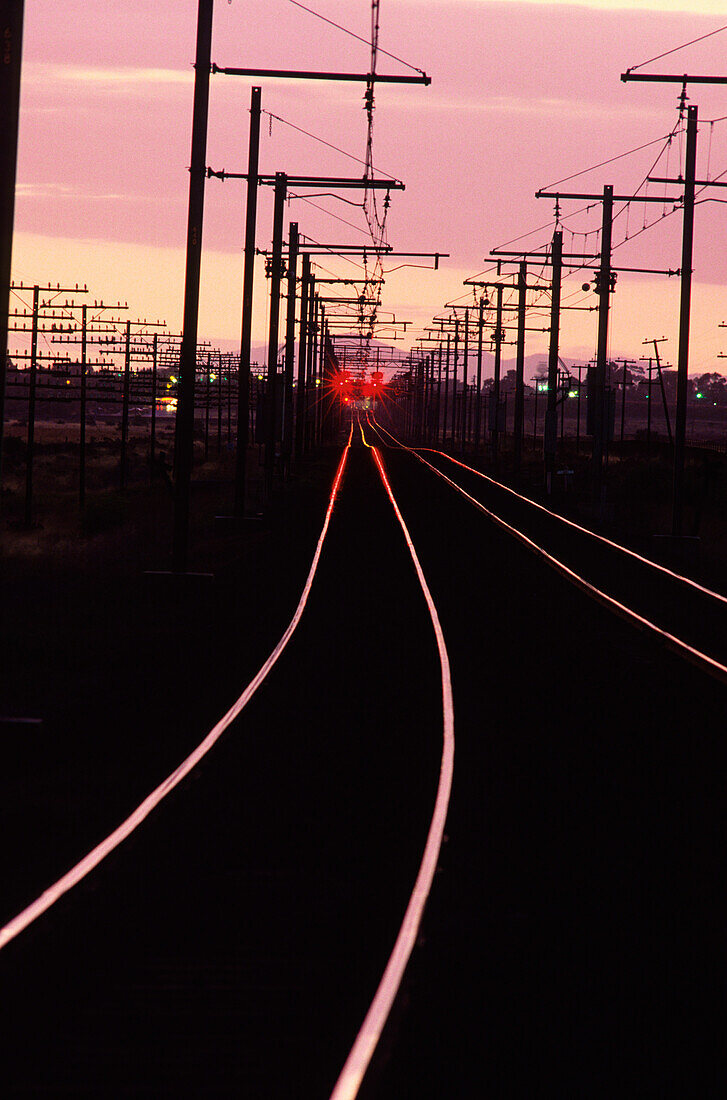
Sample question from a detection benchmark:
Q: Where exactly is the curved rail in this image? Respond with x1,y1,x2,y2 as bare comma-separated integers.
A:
0,428,353,953
368,416,727,685
377,423,727,605
331,420,455,1100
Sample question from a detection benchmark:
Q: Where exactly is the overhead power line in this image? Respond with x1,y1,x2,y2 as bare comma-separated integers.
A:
287,0,426,75
625,22,727,75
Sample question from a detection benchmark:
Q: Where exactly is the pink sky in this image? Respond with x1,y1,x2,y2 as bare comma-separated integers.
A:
11,1,727,373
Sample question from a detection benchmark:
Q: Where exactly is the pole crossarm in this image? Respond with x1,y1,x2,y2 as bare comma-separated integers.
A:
649,176,727,188
211,64,431,85
489,250,599,259
532,190,681,203
313,278,385,285
256,247,447,258
621,72,727,85
207,169,404,189
536,190,683,203
257,246,392,256
273,175,403,189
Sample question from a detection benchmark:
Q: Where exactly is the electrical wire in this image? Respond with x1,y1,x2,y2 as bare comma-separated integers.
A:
625,23,727,75
287,0,426,75
262,109,399,182
541,130,682,190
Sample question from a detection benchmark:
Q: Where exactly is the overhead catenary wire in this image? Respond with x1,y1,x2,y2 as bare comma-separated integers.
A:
262,108,399,182
287,0,426,76
624,22,727,75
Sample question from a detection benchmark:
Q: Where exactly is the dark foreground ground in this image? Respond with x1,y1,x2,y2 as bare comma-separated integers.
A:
2,427,727,1095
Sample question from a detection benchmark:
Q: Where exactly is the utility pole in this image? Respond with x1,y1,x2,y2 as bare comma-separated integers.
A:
534,185,681,501
120,321,132,489
80,304,87,506
234,84,261,517
474,297,484,453
294,252,310,466
492,284,504,467
264,172,287,500
672,104,698,535
461,307,469,453
452,316,459,448
513,261,527,472
24,285,38,527
592,186,613,503
545,230,562,491
646,338,673,447
173,0,213,573
443,333,451,444
282,220,299,469
0,1,24,498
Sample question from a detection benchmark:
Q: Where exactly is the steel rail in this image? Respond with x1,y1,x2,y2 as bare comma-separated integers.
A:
368,418,727,686
416,448,727,606
331,416,454,1100
0,427,353,953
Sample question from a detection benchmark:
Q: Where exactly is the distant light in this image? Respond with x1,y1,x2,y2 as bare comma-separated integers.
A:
568,390,578,398
169,375,177,383
315,378,321,386
696,391,704,398
256,373,263,380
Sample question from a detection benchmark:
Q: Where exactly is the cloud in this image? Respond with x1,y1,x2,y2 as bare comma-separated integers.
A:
17,182,152,203
23,62,193,90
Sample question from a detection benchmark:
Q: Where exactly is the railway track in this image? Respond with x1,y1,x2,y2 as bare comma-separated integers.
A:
1,426,453,1097
368,415,727,681
3,414,727,1094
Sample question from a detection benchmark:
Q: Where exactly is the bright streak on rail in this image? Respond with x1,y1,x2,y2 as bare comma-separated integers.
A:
383,423,727,606
331,427,455,1100
369,416,727,686
0,428,354,954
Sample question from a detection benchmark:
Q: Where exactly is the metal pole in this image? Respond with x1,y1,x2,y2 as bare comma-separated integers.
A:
0,1,24,498
24,284,38,526
492,284,503,467
672,103,698,536
474,299,484,454
173,0,214,571
320,307,328,446
442,333,450,446
436,340,443,445
79,303,87,506
452,317,459,447
461,308,469,452
514,261,527,472
592,185,613,502
227,359,232,444
545,230,562,491
264,172,287,496
150,332,158,478
217,350,223,451
204,351,210,459
121,319,131,490
654,340,673,447
294,252,310,466
305,274,316,452
234,85,261,516
282,221,299,466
